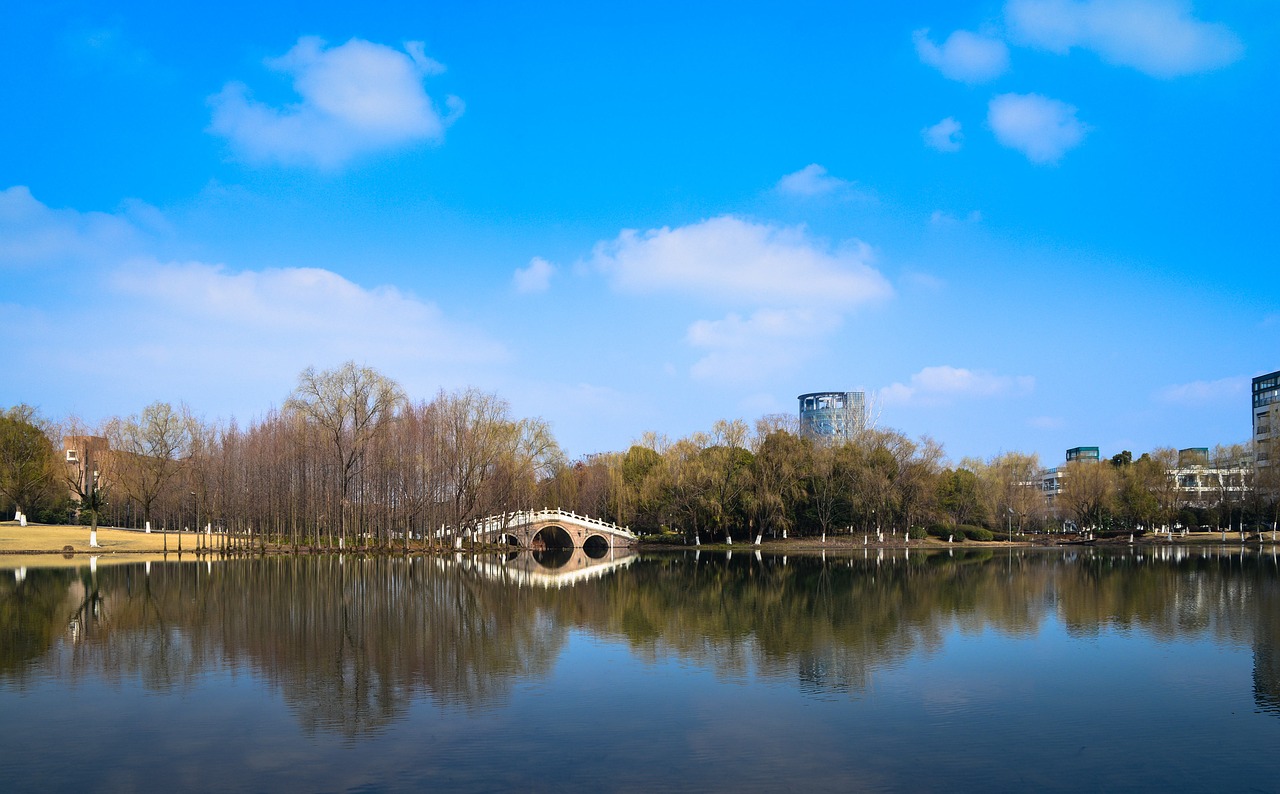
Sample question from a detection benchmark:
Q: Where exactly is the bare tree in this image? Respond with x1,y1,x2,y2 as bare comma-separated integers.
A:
105,401,196,528
58,416,110,547
285,362,406,543
434,388,518,537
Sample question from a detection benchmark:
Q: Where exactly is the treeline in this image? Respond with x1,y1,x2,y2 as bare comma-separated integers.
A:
1,362,1276,544
560,429,1275,540
1054,448,1269,535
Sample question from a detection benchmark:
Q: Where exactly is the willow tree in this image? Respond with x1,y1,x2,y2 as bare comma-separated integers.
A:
700,420,753,543
748,423,809,540
977,451,1044,532
1059,459,1116,531
285,362,406,543
0,405,58,519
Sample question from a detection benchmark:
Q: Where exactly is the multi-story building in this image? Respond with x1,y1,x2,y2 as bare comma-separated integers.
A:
1039,446,1098,503
62,435,111,504
798,391,866,443
1066,446,1100,463
1254,370,1279,469
1171,449,1252,507
1041,444,1254,512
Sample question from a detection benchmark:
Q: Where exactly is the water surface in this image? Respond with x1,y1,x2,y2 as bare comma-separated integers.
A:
2,547,1277,791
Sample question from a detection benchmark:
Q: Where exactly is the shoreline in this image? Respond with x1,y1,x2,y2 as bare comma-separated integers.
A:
2,522,1273,568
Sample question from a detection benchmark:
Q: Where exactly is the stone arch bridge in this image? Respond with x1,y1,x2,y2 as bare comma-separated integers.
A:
467,509,637,556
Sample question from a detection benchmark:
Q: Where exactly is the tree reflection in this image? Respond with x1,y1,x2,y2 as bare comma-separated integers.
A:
2,547,1279,733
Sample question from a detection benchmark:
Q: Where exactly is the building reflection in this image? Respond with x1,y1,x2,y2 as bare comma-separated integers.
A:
1253,550,1280,714
3,546,1280,734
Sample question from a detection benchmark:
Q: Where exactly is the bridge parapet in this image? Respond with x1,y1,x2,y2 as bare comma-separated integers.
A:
464,508,637,549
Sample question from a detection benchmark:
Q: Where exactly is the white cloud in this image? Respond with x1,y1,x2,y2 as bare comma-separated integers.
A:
580,216,893,385
880,365,1034,406
0,185,146,267
589,215,892,309
903,271,946,291
513,256,556,293
914,28,1011,83
988,92,1088,163
686,309,840,383
775,164,850,197
209,36,462,168
0,187,504,414
1027,415,1065,429
1005,0,1243,78
929,209,983,226
107,261,502,368
1156,376,1247,405
923,117,964,152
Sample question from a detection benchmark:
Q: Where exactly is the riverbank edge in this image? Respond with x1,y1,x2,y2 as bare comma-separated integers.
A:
3,521,1273,562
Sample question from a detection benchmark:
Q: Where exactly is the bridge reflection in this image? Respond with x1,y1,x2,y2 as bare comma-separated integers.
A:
460,547,637,589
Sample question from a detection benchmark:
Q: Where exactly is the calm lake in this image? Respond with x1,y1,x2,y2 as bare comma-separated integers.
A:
2,547,1278,792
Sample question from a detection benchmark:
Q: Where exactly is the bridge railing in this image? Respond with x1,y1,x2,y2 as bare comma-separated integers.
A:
468,508,635,539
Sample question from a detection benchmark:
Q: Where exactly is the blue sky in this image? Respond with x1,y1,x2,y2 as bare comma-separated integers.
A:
2,1,1276,464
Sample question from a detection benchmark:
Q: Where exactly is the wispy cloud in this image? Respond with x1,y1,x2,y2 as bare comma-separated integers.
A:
923,117,964,152
1005,0,1243,78
988,92,1088,163
881,365,1034,406
775,164,851,197
513,256,556,293
65,24,168,80
686,309,839,383
903,271,946,291
1156,376,1248,405
209,37,463,168
1027,415,1065,429
914,28,1011,83
0,185,150,267
929,209,983,226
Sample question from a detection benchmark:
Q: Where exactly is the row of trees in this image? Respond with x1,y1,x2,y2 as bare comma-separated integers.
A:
3,364,562,548
2,362,1277,544
1054,446,1271,534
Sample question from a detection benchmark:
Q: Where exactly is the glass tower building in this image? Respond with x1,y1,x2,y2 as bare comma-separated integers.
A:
798,391,866,442
1254,370,1279,468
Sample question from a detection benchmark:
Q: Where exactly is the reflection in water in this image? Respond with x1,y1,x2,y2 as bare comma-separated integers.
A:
1254,554,1280,715
532,545,574,569
1,557,568,736
2,547,1279,734
474,548,637,587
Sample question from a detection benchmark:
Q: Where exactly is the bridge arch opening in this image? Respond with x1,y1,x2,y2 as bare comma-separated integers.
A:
582,534,610,559
531,524,574,550
497,533,522,548
531,525,575,569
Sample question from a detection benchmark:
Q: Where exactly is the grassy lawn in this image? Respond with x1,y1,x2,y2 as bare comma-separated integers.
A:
0,521,213,568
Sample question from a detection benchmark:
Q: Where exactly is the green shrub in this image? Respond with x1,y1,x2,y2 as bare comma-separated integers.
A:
926,523,953,540
959,525,994,541
638,531,686,545
907,526,928,540
926,524,972,542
